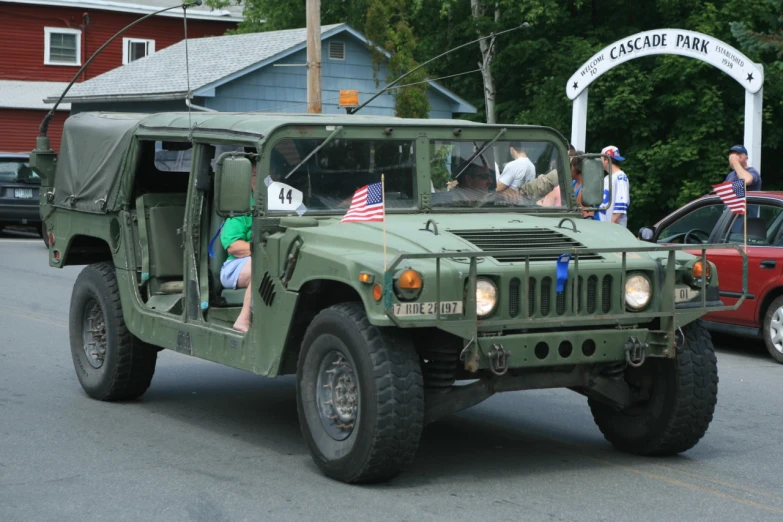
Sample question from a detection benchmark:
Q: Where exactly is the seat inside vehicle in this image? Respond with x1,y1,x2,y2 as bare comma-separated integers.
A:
728,216,769,245
207,203,246,307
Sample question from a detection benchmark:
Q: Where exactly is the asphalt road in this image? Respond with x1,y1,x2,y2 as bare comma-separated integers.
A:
2,234,783,522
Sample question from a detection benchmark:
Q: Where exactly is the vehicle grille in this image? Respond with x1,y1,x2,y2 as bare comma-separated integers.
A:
448,229,602,262
508,274,615,318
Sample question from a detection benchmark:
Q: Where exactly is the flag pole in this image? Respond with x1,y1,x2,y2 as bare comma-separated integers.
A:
382,173,387,272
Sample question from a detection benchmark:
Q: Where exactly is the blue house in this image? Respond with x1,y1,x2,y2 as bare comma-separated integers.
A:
47,24,476,119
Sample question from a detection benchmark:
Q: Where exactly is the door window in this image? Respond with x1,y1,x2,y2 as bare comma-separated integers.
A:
656,203,725,244
720,204,783,247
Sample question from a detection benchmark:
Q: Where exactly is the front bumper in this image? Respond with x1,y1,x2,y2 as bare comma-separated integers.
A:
382,242,747,372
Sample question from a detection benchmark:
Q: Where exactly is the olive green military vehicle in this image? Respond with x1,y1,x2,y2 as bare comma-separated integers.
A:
29,111,745,484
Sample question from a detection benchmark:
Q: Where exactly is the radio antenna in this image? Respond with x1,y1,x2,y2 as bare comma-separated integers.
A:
38,0,204,138
348,22,529,115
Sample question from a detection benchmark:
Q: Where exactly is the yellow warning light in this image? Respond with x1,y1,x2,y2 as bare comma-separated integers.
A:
339,90,359,108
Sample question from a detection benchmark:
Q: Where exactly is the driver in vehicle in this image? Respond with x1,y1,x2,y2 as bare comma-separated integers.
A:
448,161,494,202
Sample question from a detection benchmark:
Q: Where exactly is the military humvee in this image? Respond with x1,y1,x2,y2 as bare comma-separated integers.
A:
29,110,745,484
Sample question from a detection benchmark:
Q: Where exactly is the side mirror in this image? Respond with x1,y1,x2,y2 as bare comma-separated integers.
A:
215,155,253,217
638,227,655,242
580,157,604,207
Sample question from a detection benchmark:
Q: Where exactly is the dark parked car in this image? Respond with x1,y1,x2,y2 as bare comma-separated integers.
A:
0,152,45,243
639,191,783,363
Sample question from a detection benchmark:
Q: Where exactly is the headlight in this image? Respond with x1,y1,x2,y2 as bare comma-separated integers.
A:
625,274,652,310
476,278,498,318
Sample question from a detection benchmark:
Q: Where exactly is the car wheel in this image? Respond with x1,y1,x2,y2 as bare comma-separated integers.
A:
762,295,783,364
41,222,49,247
296,302,424,484
69,262,157,400
588,320,718,455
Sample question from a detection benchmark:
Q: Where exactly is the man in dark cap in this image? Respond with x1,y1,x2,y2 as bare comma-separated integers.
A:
726,144,761,191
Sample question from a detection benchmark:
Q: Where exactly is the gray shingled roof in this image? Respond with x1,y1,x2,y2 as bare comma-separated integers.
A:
12,0,244,21
51,24,344,102
0,80,71,110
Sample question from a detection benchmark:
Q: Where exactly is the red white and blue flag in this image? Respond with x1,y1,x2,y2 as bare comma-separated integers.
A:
340,182,385,223
712,179,746,215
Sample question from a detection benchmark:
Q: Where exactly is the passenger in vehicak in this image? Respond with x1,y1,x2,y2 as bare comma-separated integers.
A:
219,160,256,332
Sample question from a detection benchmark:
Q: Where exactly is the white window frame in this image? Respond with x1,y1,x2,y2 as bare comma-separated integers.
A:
44,27,82,66
328,41,346,61
122,38,156,65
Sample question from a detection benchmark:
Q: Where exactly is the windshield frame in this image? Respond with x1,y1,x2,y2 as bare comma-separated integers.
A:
257,125,575,218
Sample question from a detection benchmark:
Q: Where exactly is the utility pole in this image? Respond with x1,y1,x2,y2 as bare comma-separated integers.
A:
306,0,322,114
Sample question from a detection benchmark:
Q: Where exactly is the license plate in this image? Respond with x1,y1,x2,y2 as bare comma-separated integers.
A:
14,188,32,199
675,286,699,303
393,301,463,316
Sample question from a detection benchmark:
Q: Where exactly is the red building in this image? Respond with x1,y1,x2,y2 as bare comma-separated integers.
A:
0,0,242,152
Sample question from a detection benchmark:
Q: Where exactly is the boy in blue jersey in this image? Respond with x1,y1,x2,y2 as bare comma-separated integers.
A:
597,145,630,227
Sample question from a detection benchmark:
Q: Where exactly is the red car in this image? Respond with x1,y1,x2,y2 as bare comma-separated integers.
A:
640,191,783,363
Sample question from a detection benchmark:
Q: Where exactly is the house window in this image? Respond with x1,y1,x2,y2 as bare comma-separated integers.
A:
123,38,156,64
329,42,345,60
44,27,81,66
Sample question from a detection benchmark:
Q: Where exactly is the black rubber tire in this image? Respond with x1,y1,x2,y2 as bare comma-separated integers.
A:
588,319,718,456
296,302,424,484
761,295,783,364
69,262,157,401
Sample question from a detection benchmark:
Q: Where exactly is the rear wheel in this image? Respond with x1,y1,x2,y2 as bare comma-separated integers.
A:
296,302,424,484
589,320,718,455
762,296,783,364
39,222,49,247
69,262,157,400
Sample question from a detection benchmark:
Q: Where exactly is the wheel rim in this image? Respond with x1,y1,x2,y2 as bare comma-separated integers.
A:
315,350,359,441
82,298,107,369
769,306,783,354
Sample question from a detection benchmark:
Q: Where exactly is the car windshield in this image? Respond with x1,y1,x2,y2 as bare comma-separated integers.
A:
266,138,416,214
0,158,39,184
430,139,565,209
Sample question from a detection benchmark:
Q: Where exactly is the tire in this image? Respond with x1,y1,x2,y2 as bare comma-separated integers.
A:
296,302,424,484
588,319,718,456
69,262,157,401
761,295,783,364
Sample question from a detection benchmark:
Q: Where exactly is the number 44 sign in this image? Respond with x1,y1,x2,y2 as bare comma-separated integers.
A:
266,178,307,215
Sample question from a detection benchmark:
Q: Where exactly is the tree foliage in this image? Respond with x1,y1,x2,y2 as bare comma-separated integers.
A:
206,0,782,229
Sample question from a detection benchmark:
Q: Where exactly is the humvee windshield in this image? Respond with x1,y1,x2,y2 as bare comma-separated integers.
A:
430,139,564,208
268,138,417,213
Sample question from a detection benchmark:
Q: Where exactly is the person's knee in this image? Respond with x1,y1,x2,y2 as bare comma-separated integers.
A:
236,260,252,288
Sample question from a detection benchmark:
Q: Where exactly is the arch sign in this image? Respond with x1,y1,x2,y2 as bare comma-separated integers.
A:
567,29,765,169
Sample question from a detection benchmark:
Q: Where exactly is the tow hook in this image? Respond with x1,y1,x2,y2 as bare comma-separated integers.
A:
624,337,647,367
488,344,510,376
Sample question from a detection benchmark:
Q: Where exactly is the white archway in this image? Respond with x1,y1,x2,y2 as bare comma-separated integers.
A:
567,29,764,170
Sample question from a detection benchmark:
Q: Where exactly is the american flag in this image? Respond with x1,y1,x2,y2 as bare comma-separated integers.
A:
340,182,385,223
712,179,746,214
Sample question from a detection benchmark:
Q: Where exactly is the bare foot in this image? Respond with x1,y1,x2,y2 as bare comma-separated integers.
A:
232,317,250,332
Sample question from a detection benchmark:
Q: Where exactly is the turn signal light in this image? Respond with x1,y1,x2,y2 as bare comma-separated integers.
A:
693,260,711,279
372,284,382,301
48,232,55,247
359,272,374,284
396,269,422,290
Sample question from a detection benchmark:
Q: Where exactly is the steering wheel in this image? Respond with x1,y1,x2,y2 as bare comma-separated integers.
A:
684,229,710,244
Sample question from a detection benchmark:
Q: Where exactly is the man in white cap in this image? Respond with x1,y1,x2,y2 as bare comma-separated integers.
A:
597,145,630,227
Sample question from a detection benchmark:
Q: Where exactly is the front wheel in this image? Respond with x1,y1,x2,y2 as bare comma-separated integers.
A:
296,302,424,484
589,320,718,455
762,296,783,364
69,262,157,401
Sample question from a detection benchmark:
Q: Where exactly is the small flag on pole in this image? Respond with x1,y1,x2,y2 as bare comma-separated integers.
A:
712,179,746,215
340,182,385,223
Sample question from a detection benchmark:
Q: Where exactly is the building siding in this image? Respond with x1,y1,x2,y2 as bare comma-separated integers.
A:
206,34,459,118
0,3,237,82
0,109,67,152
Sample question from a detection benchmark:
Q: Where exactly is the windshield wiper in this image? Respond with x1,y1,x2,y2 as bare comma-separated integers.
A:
284,126,343,180
452,127,507,180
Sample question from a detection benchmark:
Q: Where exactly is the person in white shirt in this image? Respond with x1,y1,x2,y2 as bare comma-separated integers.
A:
497,145,536,192
597,145,630,227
